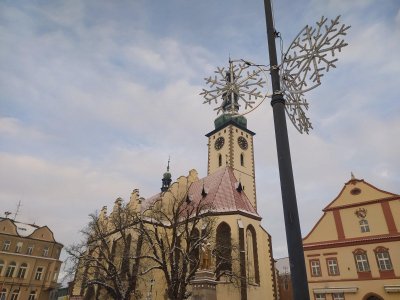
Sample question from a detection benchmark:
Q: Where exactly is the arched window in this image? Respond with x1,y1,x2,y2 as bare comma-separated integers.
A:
246,225,260,284
5,262,16,277
240,153,244,166
215,222,232,278
374,247,393,271
353,248,370,272
218,154,222,167
17,263,27,278
359,219,370,232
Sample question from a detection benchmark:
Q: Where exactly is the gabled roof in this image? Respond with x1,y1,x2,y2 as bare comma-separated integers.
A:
323,178,399,211
142,167,259,219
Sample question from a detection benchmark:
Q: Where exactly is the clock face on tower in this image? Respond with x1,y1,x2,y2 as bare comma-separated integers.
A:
237,136,248,150
214,137,225,150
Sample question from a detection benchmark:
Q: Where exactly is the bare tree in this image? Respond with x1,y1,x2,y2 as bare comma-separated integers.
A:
137,174,216,300
67,199,143,300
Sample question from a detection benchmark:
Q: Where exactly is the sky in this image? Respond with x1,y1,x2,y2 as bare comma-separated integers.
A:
1,0,400,280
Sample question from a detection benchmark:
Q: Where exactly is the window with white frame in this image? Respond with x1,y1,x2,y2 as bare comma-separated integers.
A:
2,241,11,251
315,293,326,300
34,267,43,280
354,250,370,272
43,247,49,257
27,245,34,255
17,263,27,278
375,248,393,271
28,291,36,300
310,259,321,277
5,262,16,277
10,289,19,300
359,219,370,232
15,242,22,253
327,258,339,275
332,293,345,300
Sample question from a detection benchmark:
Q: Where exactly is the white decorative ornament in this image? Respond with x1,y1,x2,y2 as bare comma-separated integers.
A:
281,15,350,133
200,16,349,135
200,60,269,116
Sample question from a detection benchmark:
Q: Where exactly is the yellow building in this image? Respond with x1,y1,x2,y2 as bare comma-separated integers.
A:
303,175,400,300
0,217,63,300
72,114,277,300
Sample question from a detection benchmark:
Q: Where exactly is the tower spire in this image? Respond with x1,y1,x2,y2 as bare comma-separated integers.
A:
161,157,172,192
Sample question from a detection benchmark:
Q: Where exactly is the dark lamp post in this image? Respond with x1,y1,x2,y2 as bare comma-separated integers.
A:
263,0,310,299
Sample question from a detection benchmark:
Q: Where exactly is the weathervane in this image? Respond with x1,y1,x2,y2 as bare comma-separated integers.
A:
200,15,350,134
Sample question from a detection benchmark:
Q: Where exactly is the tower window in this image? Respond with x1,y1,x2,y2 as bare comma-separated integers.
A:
218,154,222,167
240,153,244,166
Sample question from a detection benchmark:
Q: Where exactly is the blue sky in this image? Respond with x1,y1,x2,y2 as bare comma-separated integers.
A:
1,0,400,276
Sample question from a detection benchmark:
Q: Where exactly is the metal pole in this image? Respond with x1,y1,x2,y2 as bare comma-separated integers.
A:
263,0,310,299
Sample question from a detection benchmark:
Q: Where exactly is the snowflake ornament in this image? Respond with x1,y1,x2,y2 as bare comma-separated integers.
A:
200,60,268,115
280,15,350,133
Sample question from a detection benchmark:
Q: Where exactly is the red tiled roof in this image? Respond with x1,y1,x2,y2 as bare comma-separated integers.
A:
143,167,259,218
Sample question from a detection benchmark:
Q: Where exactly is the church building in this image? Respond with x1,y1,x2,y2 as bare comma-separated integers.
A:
71,105,278,300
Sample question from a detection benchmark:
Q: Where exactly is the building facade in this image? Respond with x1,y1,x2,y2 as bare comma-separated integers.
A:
0,217,63,300
303,176,400,300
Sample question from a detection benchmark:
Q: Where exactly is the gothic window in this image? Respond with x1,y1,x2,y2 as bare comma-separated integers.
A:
17,263,27,278
359,219,370,232
215,222,232,277
326,258,340,276
218,154,222,167
332,293,345,300
310,259,321,277
189,228,200,272
374,247,393,271
5,262,16,277
240,153,244,166
353,249,370,272
246,225,260,284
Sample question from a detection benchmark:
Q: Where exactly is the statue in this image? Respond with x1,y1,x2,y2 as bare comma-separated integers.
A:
199,240,212,270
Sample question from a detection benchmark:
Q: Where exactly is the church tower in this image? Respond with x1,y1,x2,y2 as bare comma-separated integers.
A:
206,113,257,209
